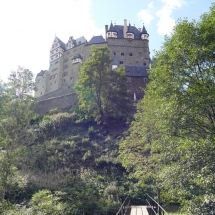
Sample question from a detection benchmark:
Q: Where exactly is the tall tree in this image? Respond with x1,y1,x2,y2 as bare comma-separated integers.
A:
0,67,36,199
119,3,215,213
75,45,129,124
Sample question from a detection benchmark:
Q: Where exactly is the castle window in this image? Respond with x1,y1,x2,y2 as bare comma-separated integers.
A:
63,72,68,77
64,65,68,69
127,77,131,82
113,52,116,55
120,61,123,64
129,52,133,56
121,52,124,56
143,62,146,66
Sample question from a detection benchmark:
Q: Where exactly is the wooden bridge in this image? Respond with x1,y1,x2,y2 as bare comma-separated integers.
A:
116,194,169,215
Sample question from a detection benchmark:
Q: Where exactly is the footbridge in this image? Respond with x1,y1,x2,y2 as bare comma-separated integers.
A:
116,194,169,215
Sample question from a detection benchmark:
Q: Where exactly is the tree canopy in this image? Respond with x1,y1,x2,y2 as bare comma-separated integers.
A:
119,3,215,214
75,45,129,124
0,67,36,200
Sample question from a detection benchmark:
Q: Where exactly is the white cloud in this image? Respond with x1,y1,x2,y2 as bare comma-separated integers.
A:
138,10,154,25
0,0,103,81
156,0,186,35
148,2,154,9
137,2,154,25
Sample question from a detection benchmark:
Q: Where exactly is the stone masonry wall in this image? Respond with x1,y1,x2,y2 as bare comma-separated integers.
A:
35,93,78,114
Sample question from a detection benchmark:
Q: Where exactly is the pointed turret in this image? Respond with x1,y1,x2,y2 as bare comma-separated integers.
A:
126,23,134,39
141,24,149,40
112,56,120,70
107,22,118,38
50,36,66,62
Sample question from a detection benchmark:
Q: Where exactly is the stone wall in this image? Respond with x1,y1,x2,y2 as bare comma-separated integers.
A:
35,93,78,115
37,87,75,102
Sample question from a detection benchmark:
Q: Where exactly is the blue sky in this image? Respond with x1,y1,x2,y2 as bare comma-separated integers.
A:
0,0,214,81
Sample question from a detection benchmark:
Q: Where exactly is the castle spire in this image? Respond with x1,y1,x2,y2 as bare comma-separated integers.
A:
141,23,149,40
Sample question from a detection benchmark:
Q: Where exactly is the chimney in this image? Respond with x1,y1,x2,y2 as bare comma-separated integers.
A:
105,25,108,40
138,28,141,32
124,19,127,38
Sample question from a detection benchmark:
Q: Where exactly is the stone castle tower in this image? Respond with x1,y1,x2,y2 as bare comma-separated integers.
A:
35,20,150,113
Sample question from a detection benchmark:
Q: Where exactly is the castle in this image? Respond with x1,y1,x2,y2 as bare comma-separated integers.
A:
35,20,150,113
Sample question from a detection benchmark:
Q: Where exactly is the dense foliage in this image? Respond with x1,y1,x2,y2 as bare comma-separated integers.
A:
75,45,129,124
119,3,215,214
0,67,147,214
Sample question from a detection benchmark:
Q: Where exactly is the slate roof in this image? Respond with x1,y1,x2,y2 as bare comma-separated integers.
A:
75,36,87,46
107,22,117,32
37,70,46,77
56,36,67,50
111,24,142,39
87,35,106,45
127,23,133,33
125,65,148,77
107,23,148,39
112,56,120,66
142,25,148,34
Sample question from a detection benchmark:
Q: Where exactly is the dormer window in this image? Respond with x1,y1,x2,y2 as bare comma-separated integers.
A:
107,32,117,38
127,33,134,39
141,34,149,40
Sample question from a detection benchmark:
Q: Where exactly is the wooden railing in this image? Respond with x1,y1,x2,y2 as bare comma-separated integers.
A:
146,194,169,215
116,195,131,215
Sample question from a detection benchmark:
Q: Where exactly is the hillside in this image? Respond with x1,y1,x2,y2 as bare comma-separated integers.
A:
1,111,150,215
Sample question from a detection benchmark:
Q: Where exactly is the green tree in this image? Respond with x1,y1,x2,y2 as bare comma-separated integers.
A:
0,67,36,200
75,45,129,124
120,3,215,213
30,190,66,215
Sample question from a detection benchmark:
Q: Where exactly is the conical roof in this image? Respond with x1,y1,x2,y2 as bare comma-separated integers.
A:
107,22,117,32
112,56,120,66
142,24,148,34
127,23,133,33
